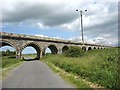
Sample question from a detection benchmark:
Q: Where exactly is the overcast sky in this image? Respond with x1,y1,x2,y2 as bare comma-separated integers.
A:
1,0,119,47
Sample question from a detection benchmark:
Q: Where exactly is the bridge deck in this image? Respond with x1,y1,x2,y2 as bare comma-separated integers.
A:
0,32,111,47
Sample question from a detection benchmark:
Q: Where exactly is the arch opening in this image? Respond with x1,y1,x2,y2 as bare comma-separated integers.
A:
47,45,58,54
88,47,92,51
0,41,14,47
82,46,86,51
22,43,41,60
45,48,51,55
0,42,16,58
62,46,69,53
93,47,96,49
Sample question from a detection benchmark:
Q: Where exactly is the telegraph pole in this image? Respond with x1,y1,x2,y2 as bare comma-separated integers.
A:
76,9,87,45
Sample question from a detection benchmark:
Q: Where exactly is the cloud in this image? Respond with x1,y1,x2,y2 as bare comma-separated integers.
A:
34,34,48,37
1,0,119,46
35,22,49,30
53,36,63,39
2,0,78,26
69,33,118,46
2,0,118,28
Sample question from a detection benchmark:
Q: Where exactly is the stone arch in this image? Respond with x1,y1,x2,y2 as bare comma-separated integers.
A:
82,46,86,51
62,46,69,53
93,47,96,49
21,42,42,60
47,44,58,54
0,40,15,48
88,47,92,51
98,47,100,49
0,40,17,57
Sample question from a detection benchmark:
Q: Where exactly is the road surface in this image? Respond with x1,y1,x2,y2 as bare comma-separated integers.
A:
2,60,73,88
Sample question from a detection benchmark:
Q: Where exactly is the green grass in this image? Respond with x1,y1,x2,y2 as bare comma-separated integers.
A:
1,56,23,68
44,61,91,88
1,61,23,80
41,48,119,89
0,56,24,80
22,54,37,60
22,54,37,58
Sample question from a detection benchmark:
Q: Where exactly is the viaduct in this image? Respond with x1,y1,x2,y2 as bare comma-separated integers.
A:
0,32,111,59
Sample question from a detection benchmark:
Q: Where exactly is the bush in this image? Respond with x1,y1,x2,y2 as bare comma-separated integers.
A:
64,46,84,57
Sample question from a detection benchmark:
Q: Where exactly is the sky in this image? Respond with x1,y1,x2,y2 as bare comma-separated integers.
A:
0,0,119,53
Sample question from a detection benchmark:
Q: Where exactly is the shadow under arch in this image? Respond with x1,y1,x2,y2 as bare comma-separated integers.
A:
93,47,96,49
47,44,58,54
21,42,41,61
62,46,69,53
0,40,15,48
88,47,92,51
82,46,86,51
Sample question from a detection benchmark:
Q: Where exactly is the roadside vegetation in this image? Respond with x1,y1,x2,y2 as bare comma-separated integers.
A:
0,50,23,80
0,50,23,68
42,47,119,89
1,56,23,68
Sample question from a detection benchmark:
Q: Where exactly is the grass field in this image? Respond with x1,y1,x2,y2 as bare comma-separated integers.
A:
22,53,37,59
42,48,119,89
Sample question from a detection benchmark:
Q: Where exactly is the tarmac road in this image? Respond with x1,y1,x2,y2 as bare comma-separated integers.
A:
2,60,73,88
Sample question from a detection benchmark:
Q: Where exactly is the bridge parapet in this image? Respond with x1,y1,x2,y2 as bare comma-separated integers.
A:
0,32,72,43
0,32,113,59
0,32,112,48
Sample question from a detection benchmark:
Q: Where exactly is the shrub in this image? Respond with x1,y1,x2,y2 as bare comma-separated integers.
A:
64,46,84,57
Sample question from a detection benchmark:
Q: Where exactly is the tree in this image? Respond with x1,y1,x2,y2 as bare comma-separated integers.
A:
6,49,11,56
64,46,84,57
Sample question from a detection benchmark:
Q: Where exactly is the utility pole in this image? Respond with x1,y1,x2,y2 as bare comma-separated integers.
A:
76,9,87,45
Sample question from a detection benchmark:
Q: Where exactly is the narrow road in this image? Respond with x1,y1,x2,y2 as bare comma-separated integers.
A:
2,60,73,88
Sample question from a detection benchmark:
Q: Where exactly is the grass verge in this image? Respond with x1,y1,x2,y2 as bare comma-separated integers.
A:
1,61,23,80
41,48,119,89
42,60,91,88
1,56,23,68
0,56,24,80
